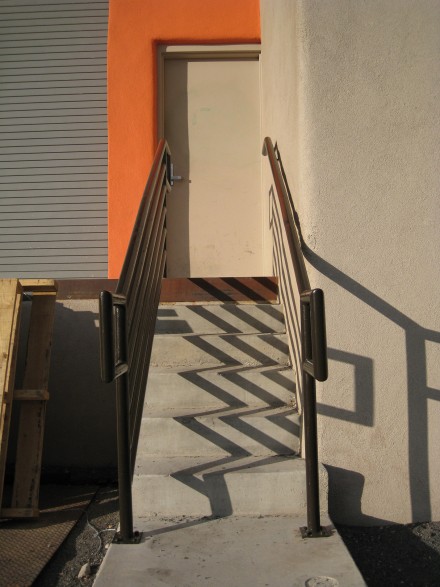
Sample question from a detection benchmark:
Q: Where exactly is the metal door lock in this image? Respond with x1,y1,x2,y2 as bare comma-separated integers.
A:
170,163,183,186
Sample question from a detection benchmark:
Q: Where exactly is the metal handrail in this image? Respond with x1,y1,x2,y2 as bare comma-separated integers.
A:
263,136,328,537
99,139,171,543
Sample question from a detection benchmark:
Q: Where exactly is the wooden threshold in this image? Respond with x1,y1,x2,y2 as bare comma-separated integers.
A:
160,277,278,303
56,279,118,300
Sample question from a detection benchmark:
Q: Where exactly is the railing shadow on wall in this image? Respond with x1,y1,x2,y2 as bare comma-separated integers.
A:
269,193,374,428
305,247,440,523
271,141,440,524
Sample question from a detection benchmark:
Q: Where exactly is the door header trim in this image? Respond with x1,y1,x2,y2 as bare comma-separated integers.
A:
158,44,261,60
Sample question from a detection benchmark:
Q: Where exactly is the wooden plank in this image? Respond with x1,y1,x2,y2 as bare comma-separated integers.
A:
13,389,49,401
0,507,39,518
56,278,117,300
19,278,57,294
11,292,56,511
160,277,279,303
0,279,22,509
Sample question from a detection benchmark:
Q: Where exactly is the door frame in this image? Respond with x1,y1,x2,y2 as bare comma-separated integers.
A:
157,44,265,278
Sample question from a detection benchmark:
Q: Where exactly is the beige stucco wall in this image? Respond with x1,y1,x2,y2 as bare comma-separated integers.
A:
261,1,302,274
261,0,440,524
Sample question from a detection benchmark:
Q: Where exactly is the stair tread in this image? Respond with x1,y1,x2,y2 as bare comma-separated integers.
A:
138,406,299,457
150,332,291,368
148,363,294,374
145,364,295,409
134,454,304,477
132,456,327,517
141,405,297,419
155,302,285,335
152,332,287,339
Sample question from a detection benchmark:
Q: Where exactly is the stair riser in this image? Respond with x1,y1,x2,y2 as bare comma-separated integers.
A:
150,333,290,368
155,303,285,335
145,367,295,409
133,469,328,517
138,414,300,457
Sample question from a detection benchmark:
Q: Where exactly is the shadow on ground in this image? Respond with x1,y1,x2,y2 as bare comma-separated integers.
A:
337,521,440,586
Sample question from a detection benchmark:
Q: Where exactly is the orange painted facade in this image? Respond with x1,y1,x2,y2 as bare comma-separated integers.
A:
107,0,261,277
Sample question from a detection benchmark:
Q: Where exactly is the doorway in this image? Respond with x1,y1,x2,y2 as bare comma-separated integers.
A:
160,48,262,278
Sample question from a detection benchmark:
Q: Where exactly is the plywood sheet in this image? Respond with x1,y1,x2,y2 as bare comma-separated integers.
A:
0,485,96,587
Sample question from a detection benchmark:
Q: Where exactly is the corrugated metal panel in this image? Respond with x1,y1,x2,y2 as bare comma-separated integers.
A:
0,0,108,278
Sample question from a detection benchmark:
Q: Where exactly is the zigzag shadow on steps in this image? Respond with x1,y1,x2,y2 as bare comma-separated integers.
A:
170,454,298,518
174,407,296,456
224,333,290,362
144,295,299,522
184,303,284,335
182,332,289,367
179,363,295,409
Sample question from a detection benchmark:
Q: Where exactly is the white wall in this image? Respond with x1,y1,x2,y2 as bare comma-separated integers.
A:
261,0,440,524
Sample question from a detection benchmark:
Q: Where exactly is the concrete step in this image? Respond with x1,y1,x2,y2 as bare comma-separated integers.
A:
94,515,366,587
150,332,290,368
145,365,296,409
137,406,300,457
155,302,285,335
132,455,327,517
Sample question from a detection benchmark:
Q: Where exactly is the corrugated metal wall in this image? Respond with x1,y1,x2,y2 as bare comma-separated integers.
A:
0,0,108,278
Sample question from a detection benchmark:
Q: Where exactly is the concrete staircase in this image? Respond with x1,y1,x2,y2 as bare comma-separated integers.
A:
132,300,318,520
94,298,365,587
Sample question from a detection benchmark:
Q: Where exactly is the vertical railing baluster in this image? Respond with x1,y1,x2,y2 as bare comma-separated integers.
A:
301,292,322,537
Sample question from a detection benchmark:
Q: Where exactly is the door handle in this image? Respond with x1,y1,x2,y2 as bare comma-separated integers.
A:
170,163,184,186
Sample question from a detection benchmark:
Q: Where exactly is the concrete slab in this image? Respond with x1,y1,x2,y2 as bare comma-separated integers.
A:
0,485,96,587
94,515,365,587
145,365,296,409
155,303,285,335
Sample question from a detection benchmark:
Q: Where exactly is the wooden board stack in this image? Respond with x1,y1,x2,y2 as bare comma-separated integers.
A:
0,279,57,518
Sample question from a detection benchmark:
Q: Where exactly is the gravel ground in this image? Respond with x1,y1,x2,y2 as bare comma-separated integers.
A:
33,488,440,586
34,486,119,587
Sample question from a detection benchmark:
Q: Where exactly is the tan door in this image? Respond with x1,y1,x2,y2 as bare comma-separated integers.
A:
164,57,262,277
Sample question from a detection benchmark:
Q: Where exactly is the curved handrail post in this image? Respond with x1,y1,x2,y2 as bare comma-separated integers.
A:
263,137,329,538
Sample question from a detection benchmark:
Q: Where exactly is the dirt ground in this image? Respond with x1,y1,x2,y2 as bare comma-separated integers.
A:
33,486,440,586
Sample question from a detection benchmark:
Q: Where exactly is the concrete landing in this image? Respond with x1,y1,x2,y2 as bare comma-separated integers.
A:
94,515,365,587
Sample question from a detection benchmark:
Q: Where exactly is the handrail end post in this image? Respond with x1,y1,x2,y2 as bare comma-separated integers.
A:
310,288,328,382
300,524,333,539
262,136,271,156
99,290,115,383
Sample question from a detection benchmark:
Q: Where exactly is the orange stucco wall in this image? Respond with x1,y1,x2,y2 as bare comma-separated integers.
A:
107,0,261,277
